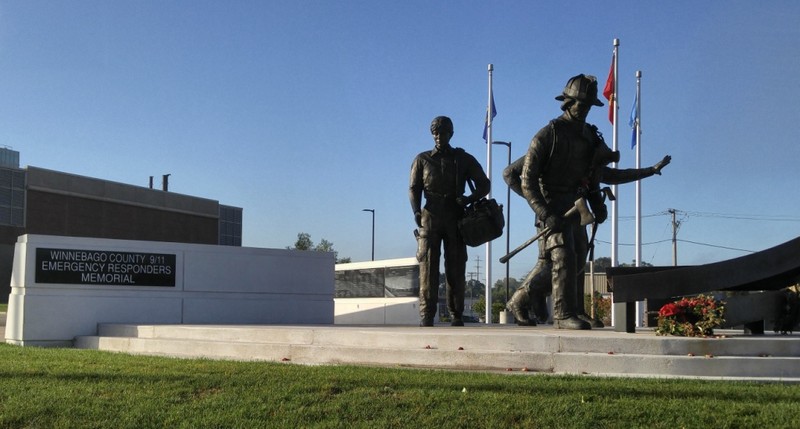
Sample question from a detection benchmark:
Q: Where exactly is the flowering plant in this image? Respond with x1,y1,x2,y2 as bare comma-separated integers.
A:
655,294,725,337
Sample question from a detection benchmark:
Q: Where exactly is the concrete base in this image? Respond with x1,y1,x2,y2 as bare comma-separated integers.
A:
75,323,800,381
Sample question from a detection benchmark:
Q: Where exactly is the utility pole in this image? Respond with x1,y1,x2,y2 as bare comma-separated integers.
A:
474,255,482,287
473,255,484,321
668,209,679,266
467,271,477,316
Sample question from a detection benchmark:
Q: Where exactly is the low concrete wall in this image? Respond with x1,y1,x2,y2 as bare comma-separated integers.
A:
5,234,334,346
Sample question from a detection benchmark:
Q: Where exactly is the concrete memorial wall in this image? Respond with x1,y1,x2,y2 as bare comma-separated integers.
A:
5,234,334,346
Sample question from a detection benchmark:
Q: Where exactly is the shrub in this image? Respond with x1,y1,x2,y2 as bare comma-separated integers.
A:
584,292,611,326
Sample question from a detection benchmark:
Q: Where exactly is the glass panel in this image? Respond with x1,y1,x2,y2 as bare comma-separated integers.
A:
0,170,10,187
0,188,10,206
384,265,419,297
11,189,24,207
12,171,25,188
334,268,384,298
0,207,10,225
11,207,23,226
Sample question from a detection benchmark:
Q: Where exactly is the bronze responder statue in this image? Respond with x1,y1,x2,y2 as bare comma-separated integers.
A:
409,116,490,327
519,74,616,329
504,153,671,325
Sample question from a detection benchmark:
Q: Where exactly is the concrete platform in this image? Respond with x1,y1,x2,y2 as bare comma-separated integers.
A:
74,323,800,382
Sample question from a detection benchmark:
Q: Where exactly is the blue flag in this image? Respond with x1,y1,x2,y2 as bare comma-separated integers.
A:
628,90,638,149
482,94,496,141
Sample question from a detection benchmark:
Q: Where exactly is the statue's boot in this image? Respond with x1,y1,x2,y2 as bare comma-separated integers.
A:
553,315,591,330
506,289,536,326
419,314,434,327
575,289,604,328
551,248,589,330
577,313,604,328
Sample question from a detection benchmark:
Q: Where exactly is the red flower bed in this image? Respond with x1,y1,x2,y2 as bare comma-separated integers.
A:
655,295,725,337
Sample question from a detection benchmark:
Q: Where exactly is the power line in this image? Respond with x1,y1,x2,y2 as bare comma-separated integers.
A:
618,213,665,221
619,210,800,222
683,211,800,222
596,238,671,247
598,208,788,263
676,239,755,253
596,238,754,253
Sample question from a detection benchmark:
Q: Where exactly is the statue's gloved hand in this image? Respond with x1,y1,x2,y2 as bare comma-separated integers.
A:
543,214,562,233
652,155,671,175
593,204,608,224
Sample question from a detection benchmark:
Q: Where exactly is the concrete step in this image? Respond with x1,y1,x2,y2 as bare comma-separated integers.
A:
74,324,800,381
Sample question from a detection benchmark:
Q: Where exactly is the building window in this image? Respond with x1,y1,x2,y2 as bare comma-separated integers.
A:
219,205,242,246
0,168,25,227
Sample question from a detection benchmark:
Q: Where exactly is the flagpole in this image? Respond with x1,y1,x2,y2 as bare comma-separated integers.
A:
610,39,620,269
634,70,643,326
485,63,493,324
608,39,620,328
634,70,642,267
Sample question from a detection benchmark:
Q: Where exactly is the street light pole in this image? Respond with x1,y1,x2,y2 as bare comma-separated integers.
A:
491,141,511,303
362,209,375,261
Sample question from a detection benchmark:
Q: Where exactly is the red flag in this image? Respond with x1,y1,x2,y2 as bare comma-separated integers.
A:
603,53,615,124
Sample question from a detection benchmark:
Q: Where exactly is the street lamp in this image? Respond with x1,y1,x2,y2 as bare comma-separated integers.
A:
491,141,511,304
362,209,375,261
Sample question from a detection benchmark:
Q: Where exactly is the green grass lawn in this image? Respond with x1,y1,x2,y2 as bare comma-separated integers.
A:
0,344,799,428
0,303,6,313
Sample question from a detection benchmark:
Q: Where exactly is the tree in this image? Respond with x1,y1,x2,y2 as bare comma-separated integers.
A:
466,278,485,300
492,277,521,304
586,256,612,273
584,256,653,273
621,260,653,268
292,233,314,251
583,257,653,272
288,232,351,263
315,239,335,253
471,296,507,323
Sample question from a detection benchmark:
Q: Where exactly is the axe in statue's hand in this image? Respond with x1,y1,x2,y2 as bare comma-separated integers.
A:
499,198,594,264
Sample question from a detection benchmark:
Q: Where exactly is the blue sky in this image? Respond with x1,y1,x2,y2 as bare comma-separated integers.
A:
1,1,799,284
